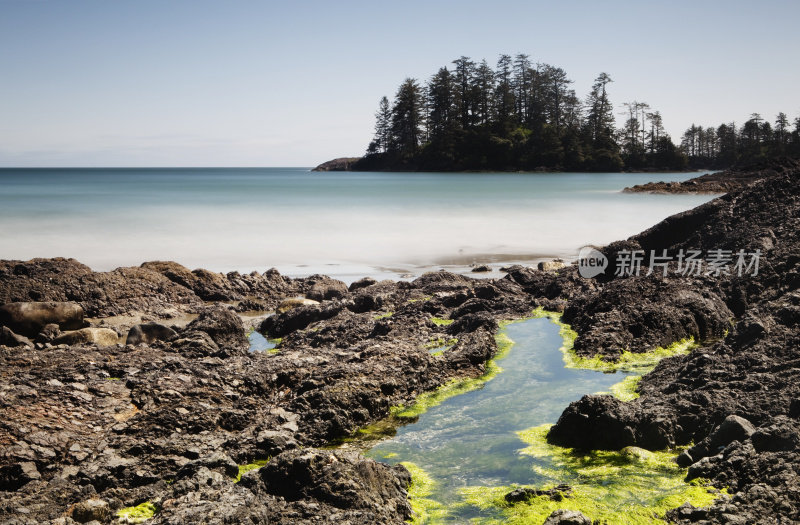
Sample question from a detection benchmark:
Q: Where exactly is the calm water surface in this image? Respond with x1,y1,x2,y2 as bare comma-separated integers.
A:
0,168,716,280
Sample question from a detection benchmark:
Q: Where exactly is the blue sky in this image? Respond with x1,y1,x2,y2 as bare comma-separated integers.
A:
1,0,798,167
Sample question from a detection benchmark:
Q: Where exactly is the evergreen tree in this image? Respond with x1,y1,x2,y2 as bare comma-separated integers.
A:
494,54,516,132
473,59,495,126
371,96,391,153
426,67,455,140
585,73,615,144
390,78,423,156
452,56,476,129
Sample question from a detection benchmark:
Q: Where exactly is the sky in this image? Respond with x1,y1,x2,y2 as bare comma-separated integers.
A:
1,0,798,167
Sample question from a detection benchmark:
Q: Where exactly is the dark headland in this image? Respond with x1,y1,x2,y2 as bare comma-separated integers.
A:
2,159,800,523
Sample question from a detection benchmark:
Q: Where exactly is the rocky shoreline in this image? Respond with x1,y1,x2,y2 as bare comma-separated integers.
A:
622,157,800,194
2,160,799,524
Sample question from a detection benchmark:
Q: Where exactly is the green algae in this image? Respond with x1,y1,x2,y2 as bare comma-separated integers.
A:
116,501,158,523
430,317,453,326
423,337,458,349
390,330,515,420
374,312,394,320
408,295,433,304
234,458,270,482
401,462,449,524
459,424,723,524
530,307,696,374
609,374,643,401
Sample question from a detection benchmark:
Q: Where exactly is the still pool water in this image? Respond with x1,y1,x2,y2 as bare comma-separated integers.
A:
365,318,637,521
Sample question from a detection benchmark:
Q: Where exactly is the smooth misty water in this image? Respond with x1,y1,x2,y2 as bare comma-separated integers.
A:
365,318,633,520
0,168,716,280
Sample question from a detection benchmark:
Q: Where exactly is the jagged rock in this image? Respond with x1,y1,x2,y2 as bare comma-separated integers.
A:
259,449,412,519
471,264,491,273
185,306,248,353
0,461,40,491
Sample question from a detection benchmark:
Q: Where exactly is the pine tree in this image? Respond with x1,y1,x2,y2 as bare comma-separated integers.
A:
390,78,423,156
371,96,391,153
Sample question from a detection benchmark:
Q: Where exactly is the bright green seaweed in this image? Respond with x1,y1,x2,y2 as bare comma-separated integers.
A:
530,307,696,374
390,329,515,420
234,458,270,482
116,501,158,523
459,425,723,524
401,462,449,524
368,311,716,524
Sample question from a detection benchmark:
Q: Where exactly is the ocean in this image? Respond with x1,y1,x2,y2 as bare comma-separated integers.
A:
0,168,716,282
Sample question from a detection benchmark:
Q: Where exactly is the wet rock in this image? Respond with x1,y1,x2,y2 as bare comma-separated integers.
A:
52,327,119,346
471,264,491,273
0,301,85,337
261,301,346,338
543,508,592,525
548,395,638,450
125,322,178,345
305,276,349,302
185,306,248,353
504,484,572,503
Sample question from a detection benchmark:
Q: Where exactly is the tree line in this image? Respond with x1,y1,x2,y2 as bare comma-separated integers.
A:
354,53,798,172
680,112,800,169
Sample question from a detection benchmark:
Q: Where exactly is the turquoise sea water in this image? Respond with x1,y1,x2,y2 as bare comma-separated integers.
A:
0,168,716,280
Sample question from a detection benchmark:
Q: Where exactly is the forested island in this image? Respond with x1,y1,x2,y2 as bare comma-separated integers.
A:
321,54,800,172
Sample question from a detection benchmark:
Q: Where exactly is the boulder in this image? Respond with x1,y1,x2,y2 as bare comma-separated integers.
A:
259,449,411,518
348,277,377,292
125,322,178,345
305,277,349,302
543,509,592,525
0,301,85,337
185,306,248,353
52,327,119,346
471,264,491,273
710,415,757,449
547,395,638,450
